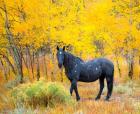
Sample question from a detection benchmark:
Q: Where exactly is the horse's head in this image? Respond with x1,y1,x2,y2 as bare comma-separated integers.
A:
56,46,65,68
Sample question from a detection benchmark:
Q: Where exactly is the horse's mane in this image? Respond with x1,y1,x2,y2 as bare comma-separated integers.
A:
64,52,83,63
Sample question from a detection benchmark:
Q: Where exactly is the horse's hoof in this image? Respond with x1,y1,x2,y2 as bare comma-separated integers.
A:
104,97,110,101
76,97,80,101
95,97,100,101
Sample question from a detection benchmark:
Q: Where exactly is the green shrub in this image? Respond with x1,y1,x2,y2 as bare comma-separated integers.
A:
11,81,73,108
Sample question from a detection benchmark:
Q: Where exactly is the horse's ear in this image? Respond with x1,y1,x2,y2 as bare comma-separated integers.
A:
57,46,59,51
63,46,65,51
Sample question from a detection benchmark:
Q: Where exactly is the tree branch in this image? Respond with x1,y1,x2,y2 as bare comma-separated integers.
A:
0,53,16,74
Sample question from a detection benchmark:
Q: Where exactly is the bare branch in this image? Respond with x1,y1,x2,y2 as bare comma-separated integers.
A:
0,6,5,12
0,53,16,74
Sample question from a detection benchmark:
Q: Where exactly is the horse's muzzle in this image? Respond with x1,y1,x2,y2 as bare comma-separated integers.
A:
58,63,62,68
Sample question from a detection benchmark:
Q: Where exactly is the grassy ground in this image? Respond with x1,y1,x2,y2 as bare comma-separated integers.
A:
53,80,140,114
0,78,140,114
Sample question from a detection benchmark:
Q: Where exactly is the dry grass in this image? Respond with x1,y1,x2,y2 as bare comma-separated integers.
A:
0,78,140,114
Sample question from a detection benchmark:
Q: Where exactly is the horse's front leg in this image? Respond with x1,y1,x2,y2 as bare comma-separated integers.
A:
70,81,74,96
71,79,80,101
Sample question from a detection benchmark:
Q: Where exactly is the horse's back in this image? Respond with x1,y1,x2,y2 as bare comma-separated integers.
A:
79,58,114,82
84,58,114,69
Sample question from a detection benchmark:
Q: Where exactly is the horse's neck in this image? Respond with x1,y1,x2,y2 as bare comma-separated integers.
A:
63,52,78,73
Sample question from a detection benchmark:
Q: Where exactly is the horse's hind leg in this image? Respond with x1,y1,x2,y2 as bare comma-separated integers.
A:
105,76,113,101
95,76,105,100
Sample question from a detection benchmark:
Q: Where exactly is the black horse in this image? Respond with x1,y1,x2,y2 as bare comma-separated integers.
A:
56,46,114,101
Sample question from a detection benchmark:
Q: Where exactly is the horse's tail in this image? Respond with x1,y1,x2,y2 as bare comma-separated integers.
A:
112,65,114,80
108,63,114,97
110,64,114,93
